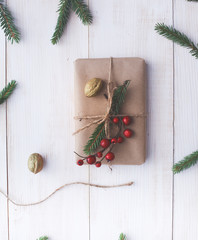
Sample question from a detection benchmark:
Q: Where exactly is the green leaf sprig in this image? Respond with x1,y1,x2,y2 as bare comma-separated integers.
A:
37,237,48,240
51,0,92,44
71,0,92,25
0,80,17,105
155,23,198,59
0,0,20,43
83,80,130,155
119,233,127,240
173,150,198,174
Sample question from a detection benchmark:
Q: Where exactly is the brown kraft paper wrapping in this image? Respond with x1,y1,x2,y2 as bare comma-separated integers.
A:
74,57,146,165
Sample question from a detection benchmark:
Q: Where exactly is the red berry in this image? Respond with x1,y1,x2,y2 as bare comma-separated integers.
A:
105,152,115,161
113,117,119,124
77,160,84,166
87,155,96,165
122,116,131,125
97,152,103,158
117,136,124,143
123,129,133,138
111,138,117,144
95,161,102,168
100,139,110,148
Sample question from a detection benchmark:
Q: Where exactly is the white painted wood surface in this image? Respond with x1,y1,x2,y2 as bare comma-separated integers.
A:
0,0,197,239
174,1,198,240
0,26,8,240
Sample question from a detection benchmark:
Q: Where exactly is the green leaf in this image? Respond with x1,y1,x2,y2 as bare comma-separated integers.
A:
51,0,93,44
110,80,131,115
37,237,48,240
119,233,126,240
83,80,131,155
83,122,105,155
71,0,93,25
173,150,198,174
51,0,71,45
0,0,20,43
0,80,17,105
155,23,198,59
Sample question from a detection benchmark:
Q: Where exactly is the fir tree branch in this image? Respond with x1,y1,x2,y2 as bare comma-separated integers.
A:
119,233,126,240
173,150,198,174
51,0,71,45
71,0,93,25
155,23,198,59
83,121,105,155
51,0,93,44
37,237,48,240
0,0,20,43
83,80,131,155
110,80,131,115
0,80,17,105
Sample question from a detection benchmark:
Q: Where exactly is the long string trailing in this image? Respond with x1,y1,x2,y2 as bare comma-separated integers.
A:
0,181,134,207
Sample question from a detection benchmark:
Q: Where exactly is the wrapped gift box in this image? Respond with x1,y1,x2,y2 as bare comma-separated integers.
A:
74,57,146,165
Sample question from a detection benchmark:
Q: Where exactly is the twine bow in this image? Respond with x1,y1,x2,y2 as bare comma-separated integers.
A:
73,57,146,137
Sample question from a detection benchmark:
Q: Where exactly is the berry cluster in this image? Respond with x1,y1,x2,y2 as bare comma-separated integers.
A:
76,116,133,167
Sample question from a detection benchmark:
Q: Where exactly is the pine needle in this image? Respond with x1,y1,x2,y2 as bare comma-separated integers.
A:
0,0,20,43
0,80,17,105
173,150,198,174
119,233,127,240
155,23,198,59
51,0,71,45
71,0,93,25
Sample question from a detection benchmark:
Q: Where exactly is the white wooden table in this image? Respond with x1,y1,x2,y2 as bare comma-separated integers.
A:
1,0,198,239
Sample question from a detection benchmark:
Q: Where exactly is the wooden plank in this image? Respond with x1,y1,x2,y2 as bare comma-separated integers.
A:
6,1,89,239
0,29,8,239
88,1,174,240
174,1,198,239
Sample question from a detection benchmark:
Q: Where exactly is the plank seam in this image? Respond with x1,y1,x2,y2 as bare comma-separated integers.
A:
172,0,175,240
88,1,90,240
5,30,10,240
5,1,9,239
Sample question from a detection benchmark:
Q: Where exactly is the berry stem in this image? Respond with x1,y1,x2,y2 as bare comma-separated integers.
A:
99,143,115,162
74,151,86,159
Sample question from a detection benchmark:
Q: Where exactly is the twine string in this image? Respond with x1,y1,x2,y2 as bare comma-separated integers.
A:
0,181,134,207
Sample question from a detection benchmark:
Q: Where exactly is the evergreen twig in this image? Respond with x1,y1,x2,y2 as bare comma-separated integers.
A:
0,0,20,43
110,80,131,115
155,23,198,59
83,122,105,155
83,80,131,155
119,233,127,240
173,150,198,174
0,80,17,105
51,0,92,44
37,237,48,240
51,0,71,45
71,0,92,25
